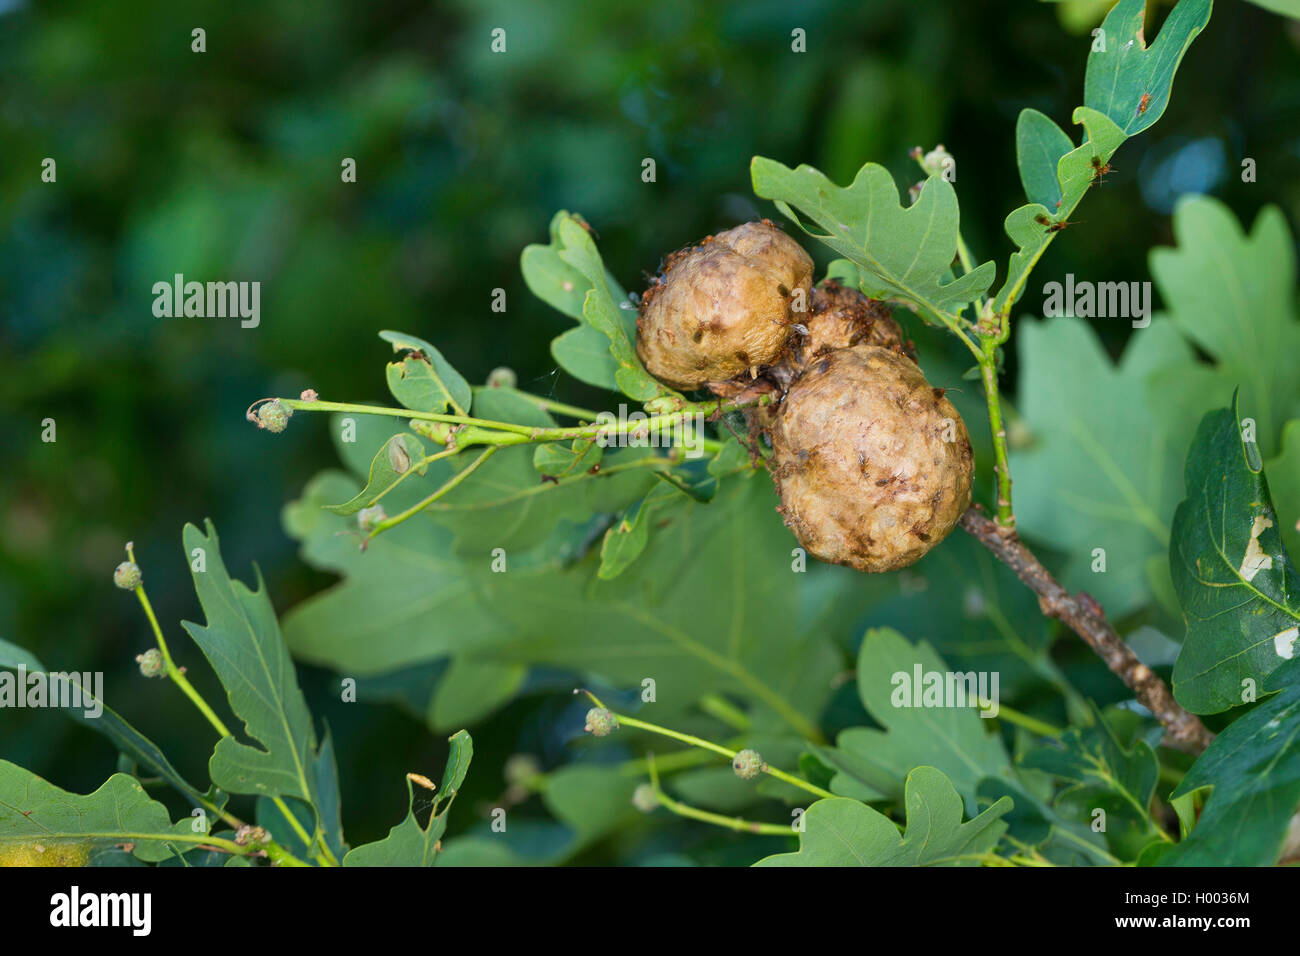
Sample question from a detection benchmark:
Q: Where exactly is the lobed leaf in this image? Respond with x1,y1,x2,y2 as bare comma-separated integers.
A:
754,766,1012,867
1084,0,1214,138
1149,198,1300,459
818,629,1014,815
996,107,1125,311
525,211,671,401
751,157,994,324
181,521,344,855
0,763,184,864
522,210,629,391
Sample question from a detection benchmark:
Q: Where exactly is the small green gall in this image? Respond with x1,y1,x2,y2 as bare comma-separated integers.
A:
732,749,766,780
358,505,387,533
631,783,658,813
257,400,292,433
584,707,619,737
135,649,164,678
113,561,142,590
486,367,517,389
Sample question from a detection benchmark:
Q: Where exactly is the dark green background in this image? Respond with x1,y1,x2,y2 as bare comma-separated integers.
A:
2,0,1297,853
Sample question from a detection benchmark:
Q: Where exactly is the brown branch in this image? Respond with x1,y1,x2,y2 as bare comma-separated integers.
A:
959,506,1213,755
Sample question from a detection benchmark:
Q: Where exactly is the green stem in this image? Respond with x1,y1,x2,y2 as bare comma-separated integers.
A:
268,796,330,865
262,841,313,867
280,396,763,451
509,392,603,420
942,209,1017,531
129,557,232,741
521,741,737,794
366,446,499,540
979,340,1015,529
976,699,1061,738
613,714,736,759
646,755,793,837
580,691,834,801
618,740,745,777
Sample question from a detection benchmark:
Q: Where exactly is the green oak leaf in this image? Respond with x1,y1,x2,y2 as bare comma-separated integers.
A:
596,478,706,580
530,212,670,402
325,432,428,515
522,210,629,392
0,639,212,811
457,475,844,736
1149,198,1300,458
287,467,852,735
1020,703,1166,856
995,107,1125,311
0,764,186,864
378,329,472,416
344,730,472,866
181,521,344,856
1084,0,1214,138
1170,397,1300,714
755,766,1012,866
283,471,508,675
1162,657,1300,866
597,491,654,580
550,325,622,392
534,437,602,478
750,157,995,323
997,0,1211,312
818,629,1014,815
1015,107,1077,211
1010,317,1199,616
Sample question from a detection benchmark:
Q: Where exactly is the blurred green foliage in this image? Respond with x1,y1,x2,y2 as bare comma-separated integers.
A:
2,0,1298,856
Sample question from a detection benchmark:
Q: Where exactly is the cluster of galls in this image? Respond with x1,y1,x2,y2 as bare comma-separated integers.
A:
636,220,973,573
